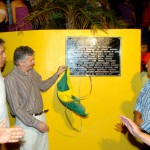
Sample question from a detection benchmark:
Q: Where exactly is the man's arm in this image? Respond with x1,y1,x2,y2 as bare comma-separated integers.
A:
114,111,143,133
120,115,150,146
36,65,67,91
134,111,150,133
133,111,143,126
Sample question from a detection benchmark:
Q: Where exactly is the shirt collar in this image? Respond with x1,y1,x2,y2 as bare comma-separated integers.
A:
14,66,32,76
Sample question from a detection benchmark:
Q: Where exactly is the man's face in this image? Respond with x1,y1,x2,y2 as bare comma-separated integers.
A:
141,45,148,54
0,44,6,70
21,55,35,71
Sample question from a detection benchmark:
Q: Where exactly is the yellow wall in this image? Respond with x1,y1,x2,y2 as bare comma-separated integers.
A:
0,29,142,150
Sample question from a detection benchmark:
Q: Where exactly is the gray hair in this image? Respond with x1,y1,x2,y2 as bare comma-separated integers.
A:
14,46,34,66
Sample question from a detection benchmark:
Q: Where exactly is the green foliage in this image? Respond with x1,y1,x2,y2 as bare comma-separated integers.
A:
27,0,127,29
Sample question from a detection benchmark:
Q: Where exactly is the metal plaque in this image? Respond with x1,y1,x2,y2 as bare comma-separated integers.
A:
66,37,121,76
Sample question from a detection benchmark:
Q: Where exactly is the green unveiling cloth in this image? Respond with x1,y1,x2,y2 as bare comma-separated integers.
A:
57,68,88,117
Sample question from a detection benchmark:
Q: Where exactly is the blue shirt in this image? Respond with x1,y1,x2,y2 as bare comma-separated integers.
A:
134,80,150,133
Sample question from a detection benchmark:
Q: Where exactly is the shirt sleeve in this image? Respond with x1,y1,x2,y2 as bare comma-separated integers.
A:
133,80,150,113
5,76,41,130
134,88,145,113
33,70,59,92
141,120,150,133
134,82,150,133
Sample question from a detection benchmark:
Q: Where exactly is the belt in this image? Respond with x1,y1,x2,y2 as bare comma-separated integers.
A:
32,109,49,116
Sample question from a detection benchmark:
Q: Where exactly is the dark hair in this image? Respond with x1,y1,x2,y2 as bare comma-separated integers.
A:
142,40,148,45
14,46,34,66
0,38,5,45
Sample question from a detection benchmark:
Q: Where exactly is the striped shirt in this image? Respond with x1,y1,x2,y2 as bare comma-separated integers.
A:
5,66,59,130
134,80,150,133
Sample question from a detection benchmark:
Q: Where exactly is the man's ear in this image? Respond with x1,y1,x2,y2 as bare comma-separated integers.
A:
18,60,24,66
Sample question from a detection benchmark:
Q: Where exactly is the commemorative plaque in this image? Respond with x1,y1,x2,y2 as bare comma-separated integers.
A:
66,37,121,76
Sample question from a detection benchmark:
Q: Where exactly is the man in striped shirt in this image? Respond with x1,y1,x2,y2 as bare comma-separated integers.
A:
5,46,67,150
134,52,150,150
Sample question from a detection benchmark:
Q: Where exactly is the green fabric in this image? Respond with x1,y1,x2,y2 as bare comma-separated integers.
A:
57,69,69,91
57,68,88,117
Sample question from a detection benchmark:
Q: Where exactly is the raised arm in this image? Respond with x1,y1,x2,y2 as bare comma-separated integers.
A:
133,111,143,126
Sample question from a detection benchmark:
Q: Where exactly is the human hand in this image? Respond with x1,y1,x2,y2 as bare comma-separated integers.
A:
120,115,141,137
38,122,49,133
56,65,67,76
0,119,24,143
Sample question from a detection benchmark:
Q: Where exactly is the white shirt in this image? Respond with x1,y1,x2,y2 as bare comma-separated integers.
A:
0,71,9,127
